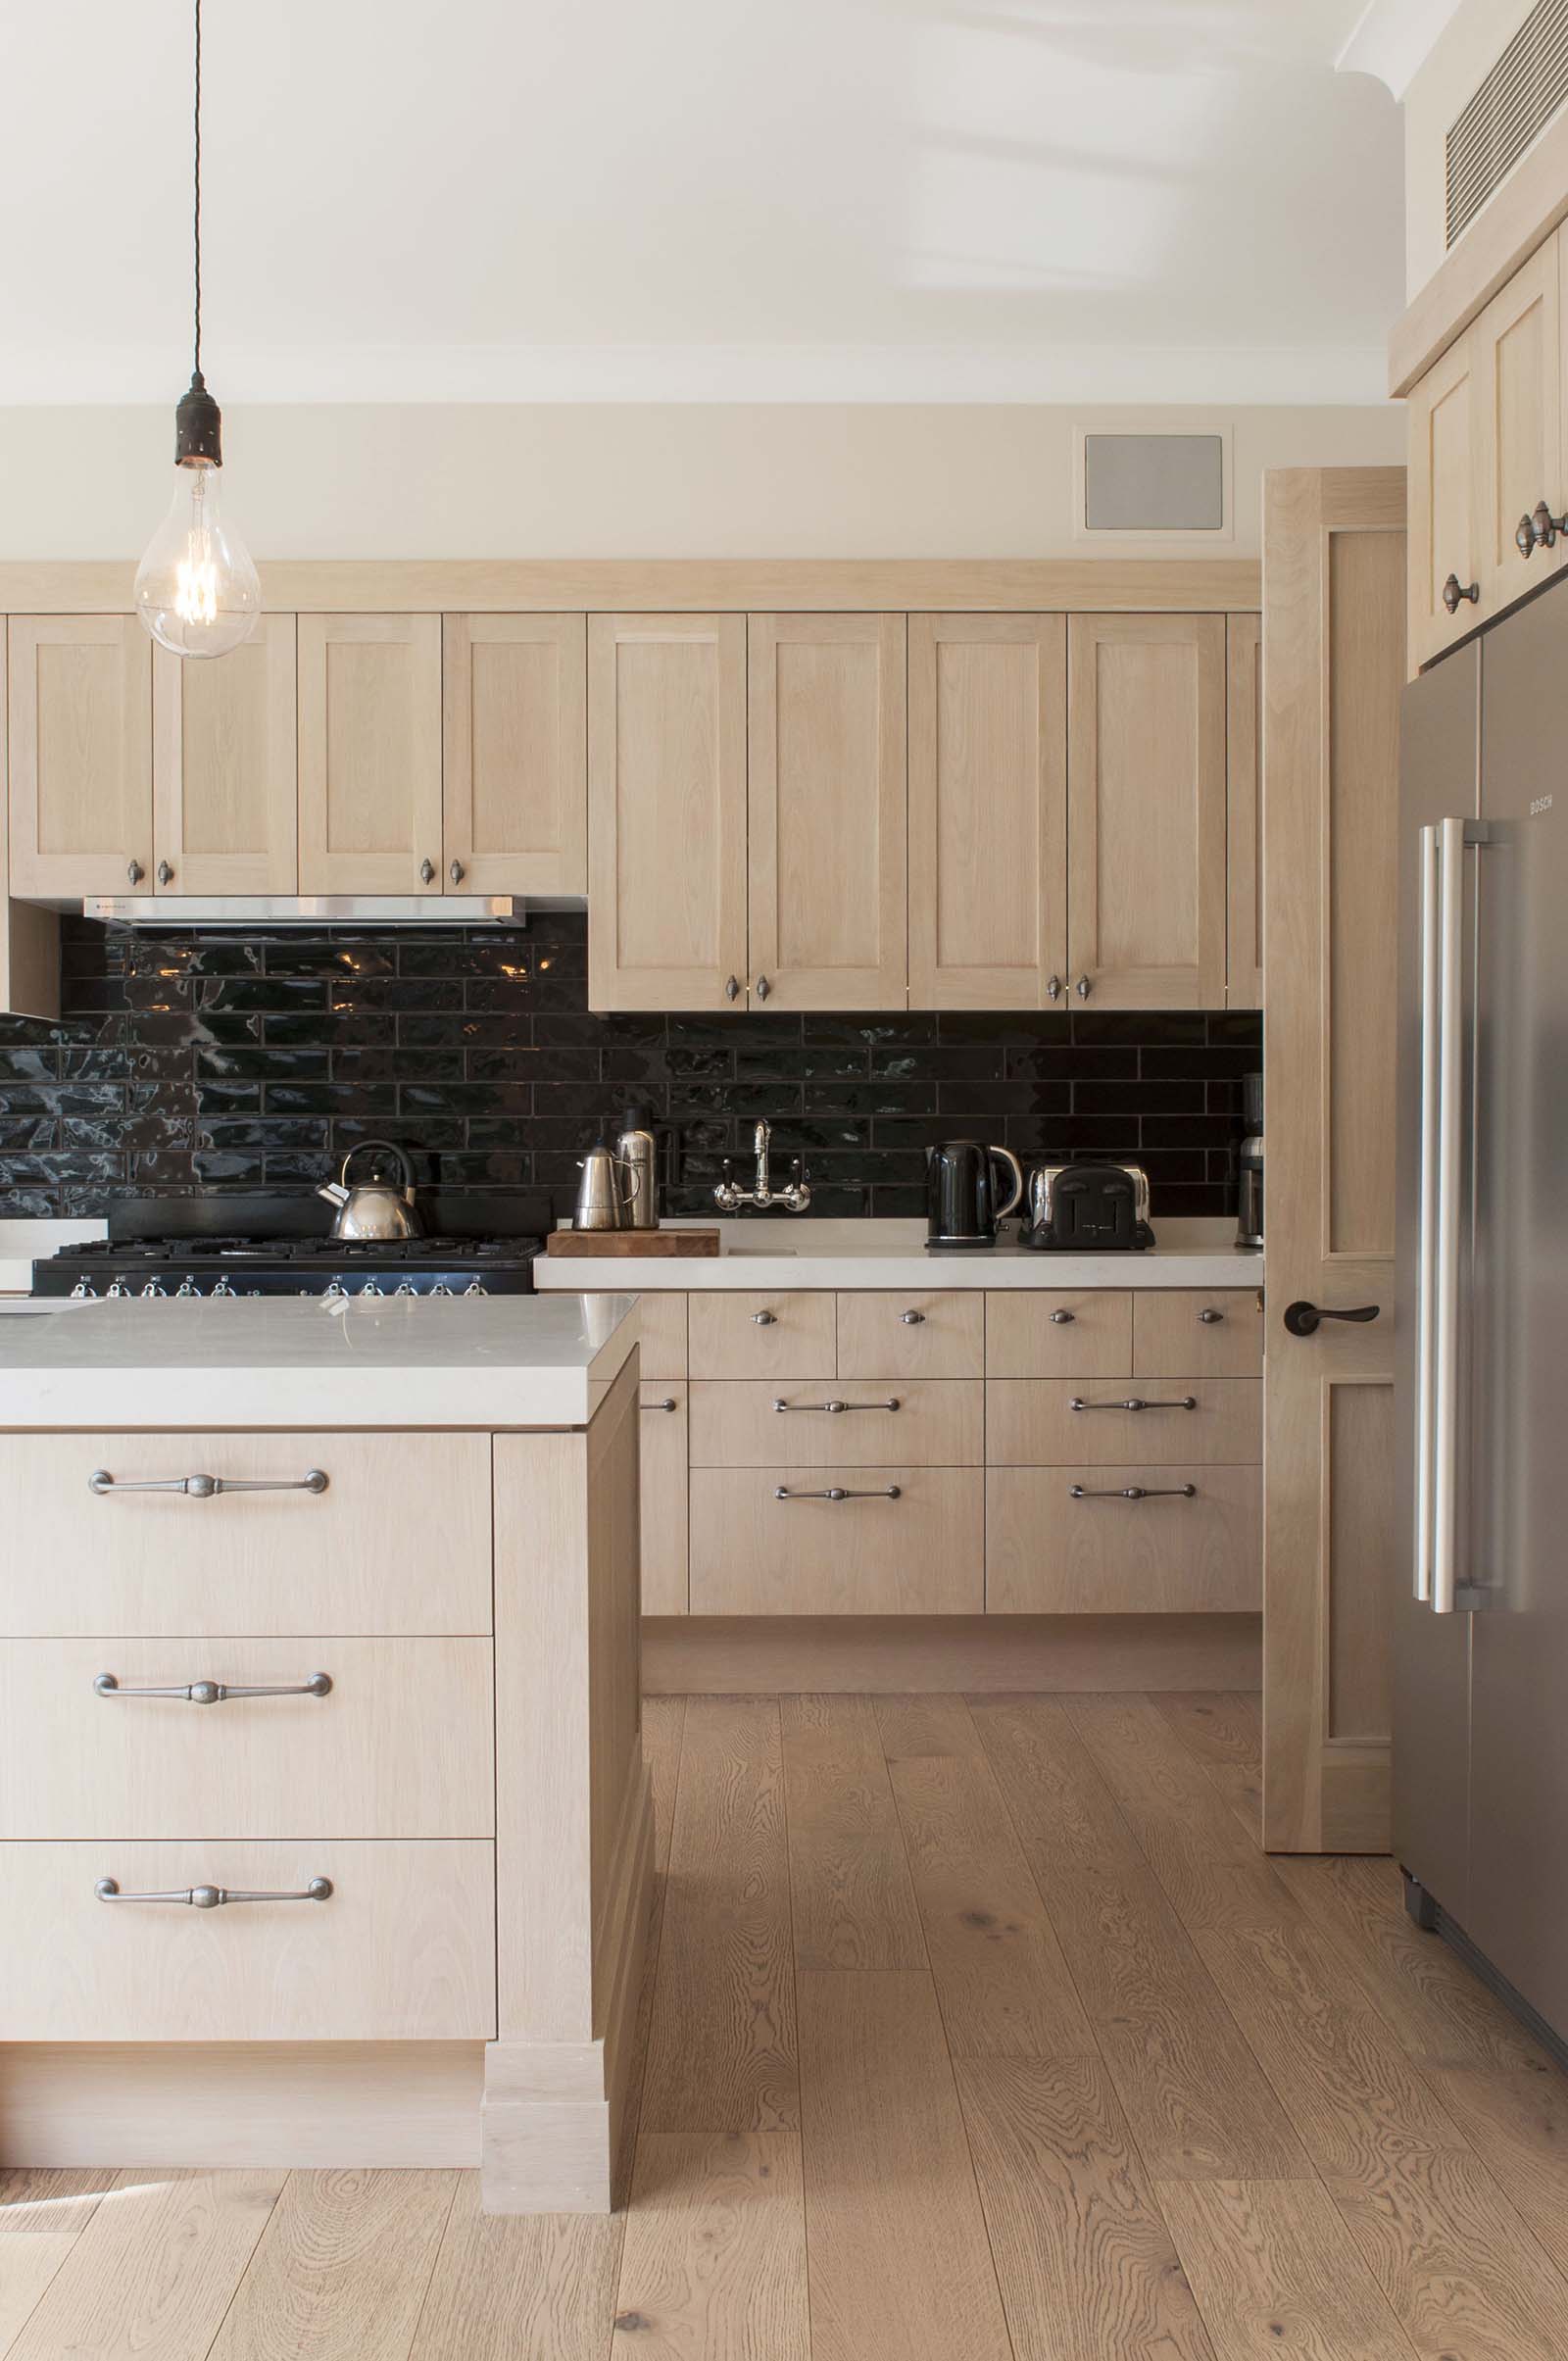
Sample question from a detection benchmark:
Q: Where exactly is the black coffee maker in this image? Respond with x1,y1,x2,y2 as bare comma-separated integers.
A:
925,1141,1025,1249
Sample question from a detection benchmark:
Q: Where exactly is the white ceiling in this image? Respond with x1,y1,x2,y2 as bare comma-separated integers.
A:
0,0,1404,405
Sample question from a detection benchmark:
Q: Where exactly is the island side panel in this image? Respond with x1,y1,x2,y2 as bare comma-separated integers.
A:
485,1350,652,2212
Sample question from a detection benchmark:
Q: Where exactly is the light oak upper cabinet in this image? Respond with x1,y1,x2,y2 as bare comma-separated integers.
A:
588,615,747,1011
297,615,443,895
1066,613,1226,1008
443,614,587,896
1474,233,1564,619
907,614,1066,1008
1407,332,1479,671
747,614,906,1008
6,615,151,898
152,615,298,895
1226,612,1262,1010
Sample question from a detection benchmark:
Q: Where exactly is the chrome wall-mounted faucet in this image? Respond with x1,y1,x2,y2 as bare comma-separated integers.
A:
713,1118,811,1213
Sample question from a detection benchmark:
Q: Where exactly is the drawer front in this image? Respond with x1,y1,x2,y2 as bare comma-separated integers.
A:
1133,1289,1261,1377
690,1380,982,1468
0,1840,496,2041
835,1291,984,1379
632,1292,689,1380
688,1291,836,1381
640,1381,689,1615
987,1466,1260,1613
985,1291,1132,1379
0,1432,491,1638
689,1467,983,1614
0,1639,494,1840
987,1378,1259,1466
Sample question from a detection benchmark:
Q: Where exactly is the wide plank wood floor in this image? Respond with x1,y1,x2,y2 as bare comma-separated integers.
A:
6,1689,1568,2359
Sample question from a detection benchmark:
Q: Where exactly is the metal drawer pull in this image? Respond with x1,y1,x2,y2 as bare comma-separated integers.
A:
900,1309,925,1325
772,1397,899,1414
773,1485,902,1502
88,1468,329,1499
95,1876,333,1908
1068,1395,1197,1413
1049,1309,1075,1325
642,1397,679,1413
93,1672,332,1705
751,1310,778,1326
1069,1484,1197,1501
1199,1307,1223,1324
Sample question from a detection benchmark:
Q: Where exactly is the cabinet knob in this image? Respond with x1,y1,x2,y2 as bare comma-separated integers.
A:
1049,1308,1075,1324
724,975,740,1002
900,1309,925,1325
419,859,435,885
752,1309,778,1326
449,859,465,885
125,860,144,886
1045,974,1061,1002
1199,1306,1223,1324
156,860,173,887
755,975,771,1001
1527,501,1568,554
1074,974,1092,1000
1441,573,1480,615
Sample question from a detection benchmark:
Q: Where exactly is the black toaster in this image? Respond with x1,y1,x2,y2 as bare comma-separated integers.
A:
1019,1159,1154,1252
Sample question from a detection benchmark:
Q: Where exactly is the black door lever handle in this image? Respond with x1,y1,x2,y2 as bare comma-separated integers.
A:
1282,1301,1380,1339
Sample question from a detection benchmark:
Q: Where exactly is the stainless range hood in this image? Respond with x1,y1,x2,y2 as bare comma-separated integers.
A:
82,896,544,928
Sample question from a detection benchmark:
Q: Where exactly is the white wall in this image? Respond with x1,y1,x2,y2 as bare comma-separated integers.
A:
0,403,1402,563
1403,0,1541,293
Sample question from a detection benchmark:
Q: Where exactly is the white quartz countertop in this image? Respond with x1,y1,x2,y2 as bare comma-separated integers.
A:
0,1293,639,1429
0,1217,106,1295
534,1216,1262,1293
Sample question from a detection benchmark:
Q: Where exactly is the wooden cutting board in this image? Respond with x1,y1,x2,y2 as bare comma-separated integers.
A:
545,1228,721,1258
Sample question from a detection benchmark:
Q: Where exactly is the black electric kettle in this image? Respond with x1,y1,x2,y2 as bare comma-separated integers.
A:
925,1141,1025,1249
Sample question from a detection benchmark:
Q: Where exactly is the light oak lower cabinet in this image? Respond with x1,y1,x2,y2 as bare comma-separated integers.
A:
987,1466,1260,1613
1132,1287,1262,1377
985,1289,1133,1379
0,1840,497,2042
0,1638,495,1839
986,1377,1260,1467
835,1288,984,1379
687,1289,836,1381
689,1466,984,1614
690,1378,982,1468
639,1381,689,1614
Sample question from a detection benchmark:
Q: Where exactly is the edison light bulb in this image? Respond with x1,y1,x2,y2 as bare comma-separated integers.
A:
135,457,260,660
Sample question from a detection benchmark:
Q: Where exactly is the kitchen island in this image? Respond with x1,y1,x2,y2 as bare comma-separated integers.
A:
0,1293,648,2213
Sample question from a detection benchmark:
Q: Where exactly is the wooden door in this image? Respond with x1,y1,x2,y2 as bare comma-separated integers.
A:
748,613,906,1008
1473,233,1563,616
297,615,442,894
1406,334,1479,671
907,614,1066,1007
1262,467,1405,1852
1226,613,1262,1009
587,614,747,1011
1066,613,1226,1008
443,613,587,895
6,615,151,898
152,615,297,894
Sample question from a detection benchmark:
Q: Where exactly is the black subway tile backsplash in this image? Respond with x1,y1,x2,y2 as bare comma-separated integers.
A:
0,912,1260,1223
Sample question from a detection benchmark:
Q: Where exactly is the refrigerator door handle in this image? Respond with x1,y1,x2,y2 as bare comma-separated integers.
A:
1414,821,1440,1601
1431,814,1467,1615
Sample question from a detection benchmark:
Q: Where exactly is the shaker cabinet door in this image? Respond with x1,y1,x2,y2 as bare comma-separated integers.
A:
152,615,298,894
1226,612,1262,1009
1406,333,1480,671
907,613,1066,1008
1472,233,1563,620
7,615,152,898
443,612,587,896
297,614,443,895
747,613,907,1008
1066,613,1226,1008
587,614,747,1010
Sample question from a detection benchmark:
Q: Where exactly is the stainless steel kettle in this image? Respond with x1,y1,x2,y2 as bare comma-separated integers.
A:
573,1141,638,1232
316,1139,420,1241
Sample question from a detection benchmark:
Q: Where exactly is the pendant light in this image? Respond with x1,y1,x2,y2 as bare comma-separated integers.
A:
134,0,260,659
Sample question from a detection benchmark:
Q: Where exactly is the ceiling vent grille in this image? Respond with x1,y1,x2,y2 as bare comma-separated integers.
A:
1446,0,1568,247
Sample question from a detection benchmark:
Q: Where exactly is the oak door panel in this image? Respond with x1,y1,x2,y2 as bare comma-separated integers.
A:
1473,233,1562,617
152,615,298,894
443,612,587,895
747,613,906,1008
639,1381,689,1616
7,615,151,897
587,614,747,1009
1066,614,1226,1008
1406,337,1479,671
907,614,1066,1007
1226,613,1262,1008
297,614,443,893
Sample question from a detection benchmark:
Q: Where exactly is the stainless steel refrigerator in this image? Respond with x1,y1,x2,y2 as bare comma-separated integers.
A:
1396,576,1568,2051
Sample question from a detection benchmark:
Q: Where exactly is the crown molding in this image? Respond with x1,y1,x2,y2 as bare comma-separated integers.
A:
1336,0,1466,98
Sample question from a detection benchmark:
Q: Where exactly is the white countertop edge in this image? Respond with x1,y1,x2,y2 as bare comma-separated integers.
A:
536,1251,1263,1291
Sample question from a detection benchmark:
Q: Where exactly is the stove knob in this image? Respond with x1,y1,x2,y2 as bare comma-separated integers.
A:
210,1278,233,1298
69,1279,98,1300
140,1280,167,1299
174,1279,201,1299
394,1281,417,1298
324,1281,346,1300
107,1279,130,1300
359,1279,383,1298
463,1280,488,1297
430,1282,453,1297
